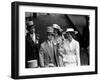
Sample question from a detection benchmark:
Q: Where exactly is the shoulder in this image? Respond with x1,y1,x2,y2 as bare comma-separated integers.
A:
72,39,79,45
26,35,32,43
41,41,47,48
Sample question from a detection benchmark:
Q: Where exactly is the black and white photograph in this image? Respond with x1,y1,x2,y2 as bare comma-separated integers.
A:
25,12,90,68
11,1,97,79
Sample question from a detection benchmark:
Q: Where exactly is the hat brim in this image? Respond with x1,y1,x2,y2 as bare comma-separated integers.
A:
54,28,63,32
66,31,78,34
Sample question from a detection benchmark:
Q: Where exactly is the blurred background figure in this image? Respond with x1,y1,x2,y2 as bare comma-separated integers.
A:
52,24,64,46
25,19,40,68
59,28,80,67
52,24,64,66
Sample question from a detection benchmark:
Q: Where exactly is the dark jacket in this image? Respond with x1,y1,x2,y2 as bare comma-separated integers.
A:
25,34,39,67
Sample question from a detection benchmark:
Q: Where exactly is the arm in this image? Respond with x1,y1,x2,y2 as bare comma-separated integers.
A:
76,42,80,66
39,45,45,67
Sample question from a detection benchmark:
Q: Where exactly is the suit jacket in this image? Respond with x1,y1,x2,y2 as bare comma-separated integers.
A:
39,40,60,67
26,34,39,67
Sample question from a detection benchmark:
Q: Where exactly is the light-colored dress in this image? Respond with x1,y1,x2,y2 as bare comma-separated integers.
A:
58,38,80,67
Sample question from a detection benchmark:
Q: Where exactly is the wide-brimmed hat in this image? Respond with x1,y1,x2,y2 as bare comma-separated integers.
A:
52,24,63,32
65,28,78,34
47,26,54,34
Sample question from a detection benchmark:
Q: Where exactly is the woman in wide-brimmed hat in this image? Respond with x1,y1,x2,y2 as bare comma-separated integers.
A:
52,24,64,45
52,24,65,67
58,28,80,67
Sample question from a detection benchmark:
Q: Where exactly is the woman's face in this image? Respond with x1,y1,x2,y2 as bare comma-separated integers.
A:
64,32,72,41
54,29,59,36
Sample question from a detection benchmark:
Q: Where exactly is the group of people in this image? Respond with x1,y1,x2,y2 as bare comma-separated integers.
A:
26,19,80,68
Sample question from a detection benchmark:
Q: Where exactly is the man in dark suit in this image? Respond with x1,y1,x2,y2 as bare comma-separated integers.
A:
26,20,39,68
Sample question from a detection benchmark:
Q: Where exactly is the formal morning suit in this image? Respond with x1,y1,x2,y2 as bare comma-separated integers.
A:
25,34,39,68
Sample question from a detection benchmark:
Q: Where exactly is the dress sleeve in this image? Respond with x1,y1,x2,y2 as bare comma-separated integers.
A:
76,42,80,66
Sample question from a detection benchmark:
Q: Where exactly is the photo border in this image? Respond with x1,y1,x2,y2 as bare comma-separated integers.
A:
11,1,98,79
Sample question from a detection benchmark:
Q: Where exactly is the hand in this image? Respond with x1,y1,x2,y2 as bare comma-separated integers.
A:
48,63,55,67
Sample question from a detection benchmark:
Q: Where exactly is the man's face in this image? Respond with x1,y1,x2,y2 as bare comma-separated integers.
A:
30,26,35,34
47,33,54,41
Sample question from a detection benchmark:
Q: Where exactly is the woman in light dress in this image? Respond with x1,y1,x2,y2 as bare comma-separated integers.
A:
58,28,80,67
52,24,80,67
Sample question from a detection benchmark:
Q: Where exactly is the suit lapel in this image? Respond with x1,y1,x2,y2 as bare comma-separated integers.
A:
45,41,51,58
44,41,59,66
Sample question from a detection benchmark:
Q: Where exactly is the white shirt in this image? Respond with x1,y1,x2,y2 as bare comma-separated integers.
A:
48,40,53,48
32,33,36,43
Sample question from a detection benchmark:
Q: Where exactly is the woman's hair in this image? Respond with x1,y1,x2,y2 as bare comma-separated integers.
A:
54,29,62,36
64,32,75,39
